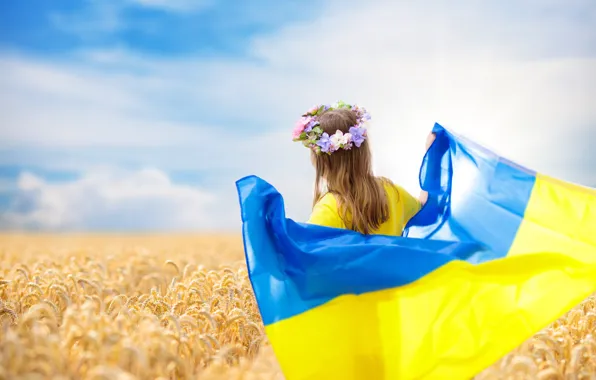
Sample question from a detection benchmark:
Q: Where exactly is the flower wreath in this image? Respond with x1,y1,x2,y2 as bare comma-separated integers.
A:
292,101,371,155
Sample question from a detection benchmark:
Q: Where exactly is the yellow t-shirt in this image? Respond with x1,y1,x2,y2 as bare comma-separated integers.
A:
306,181,421,236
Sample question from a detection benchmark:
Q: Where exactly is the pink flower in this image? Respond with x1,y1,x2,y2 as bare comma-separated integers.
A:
292,117,309,139
307,105,319,115
292,126,303,140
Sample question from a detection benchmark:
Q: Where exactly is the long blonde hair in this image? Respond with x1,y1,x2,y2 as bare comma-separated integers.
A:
311,108,394,234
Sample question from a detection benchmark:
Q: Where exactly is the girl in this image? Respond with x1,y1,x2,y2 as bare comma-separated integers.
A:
292,101,434,236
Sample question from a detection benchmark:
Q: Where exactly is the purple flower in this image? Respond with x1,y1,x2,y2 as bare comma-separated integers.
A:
304,119,319,132
317,132,331,153
349,126,366,147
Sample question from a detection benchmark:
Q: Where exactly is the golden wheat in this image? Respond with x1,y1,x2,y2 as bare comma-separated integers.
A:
0,234,594,380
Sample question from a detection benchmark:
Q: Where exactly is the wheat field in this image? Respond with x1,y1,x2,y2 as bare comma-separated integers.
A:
0,234,595,380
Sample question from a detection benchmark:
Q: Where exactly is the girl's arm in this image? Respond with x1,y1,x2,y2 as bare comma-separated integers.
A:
418,132,436,206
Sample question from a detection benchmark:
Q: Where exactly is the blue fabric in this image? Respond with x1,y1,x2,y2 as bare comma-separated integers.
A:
237,175,486,325
404,124,537,261
235,123,537,325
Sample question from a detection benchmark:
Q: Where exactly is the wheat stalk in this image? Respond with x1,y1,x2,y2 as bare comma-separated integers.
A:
1,233,594,380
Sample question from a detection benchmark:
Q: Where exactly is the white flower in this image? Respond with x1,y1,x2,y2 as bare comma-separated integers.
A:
328,130,353,151
329,130,343,149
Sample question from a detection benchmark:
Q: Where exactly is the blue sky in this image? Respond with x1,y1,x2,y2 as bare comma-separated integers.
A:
0,0,595,231
0,0,315,56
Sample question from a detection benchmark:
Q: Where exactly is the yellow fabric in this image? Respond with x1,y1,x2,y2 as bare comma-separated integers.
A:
268,173,596,380
307,181,421,236
508,173,596,262
267,254,596,380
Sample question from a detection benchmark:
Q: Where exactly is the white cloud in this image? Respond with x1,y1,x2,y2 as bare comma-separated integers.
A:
0,54,222,148
0,168,218,231
1,0,595,230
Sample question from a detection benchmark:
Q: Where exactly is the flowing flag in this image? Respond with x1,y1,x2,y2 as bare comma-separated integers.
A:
235,123,596,379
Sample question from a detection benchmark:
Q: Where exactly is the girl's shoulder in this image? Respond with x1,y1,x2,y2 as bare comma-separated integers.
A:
376,176,402,198
314,191,339,209
308,192,345,228
377,176,420,211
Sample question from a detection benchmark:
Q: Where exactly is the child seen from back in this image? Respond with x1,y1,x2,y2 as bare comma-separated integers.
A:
292,101,434,236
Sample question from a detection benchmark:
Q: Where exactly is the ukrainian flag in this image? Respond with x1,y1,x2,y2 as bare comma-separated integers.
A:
235,123,596,380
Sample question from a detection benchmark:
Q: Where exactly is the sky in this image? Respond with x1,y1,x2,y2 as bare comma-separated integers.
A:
0,0,595,232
